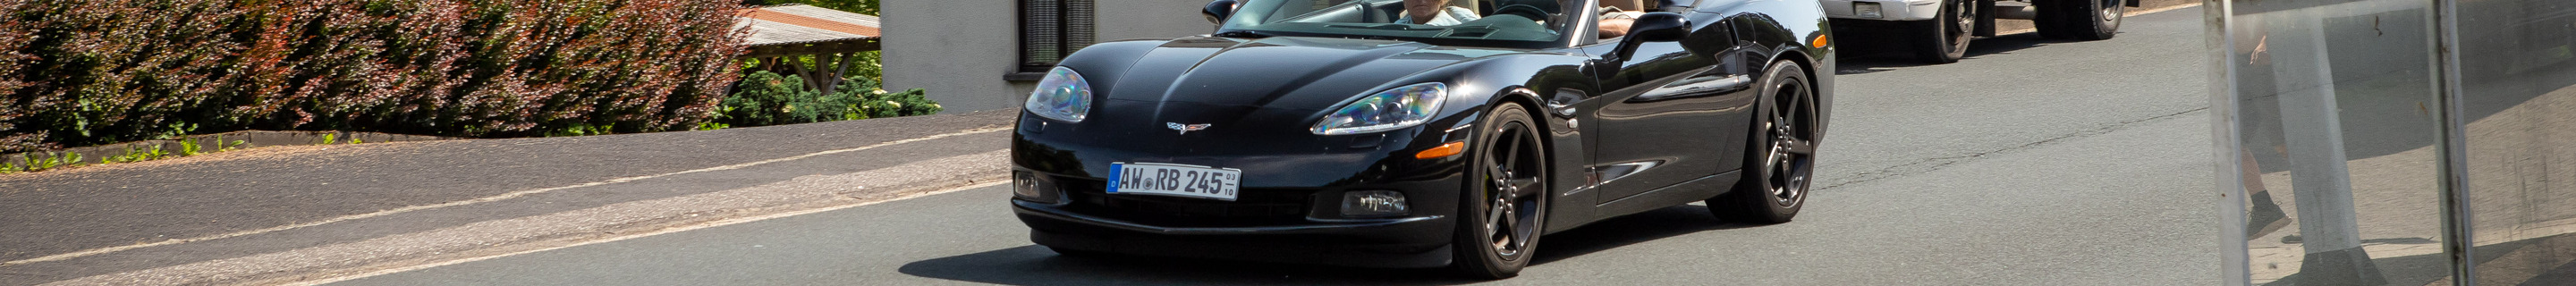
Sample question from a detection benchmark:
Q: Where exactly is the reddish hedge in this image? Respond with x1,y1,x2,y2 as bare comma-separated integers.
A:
0,0,749,152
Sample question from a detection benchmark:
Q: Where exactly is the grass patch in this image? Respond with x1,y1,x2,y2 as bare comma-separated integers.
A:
0,136,251,175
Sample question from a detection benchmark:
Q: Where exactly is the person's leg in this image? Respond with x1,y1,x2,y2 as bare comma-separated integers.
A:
2234,31,2292,240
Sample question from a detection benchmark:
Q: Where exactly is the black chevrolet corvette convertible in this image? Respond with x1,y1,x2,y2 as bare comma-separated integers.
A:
1009,0,1833,278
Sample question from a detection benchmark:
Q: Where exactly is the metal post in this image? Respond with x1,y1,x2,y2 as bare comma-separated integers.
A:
2207,0,2254,283
2426,0,2476,283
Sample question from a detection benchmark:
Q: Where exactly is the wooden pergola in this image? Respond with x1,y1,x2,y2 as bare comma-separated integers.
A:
739,4,882,96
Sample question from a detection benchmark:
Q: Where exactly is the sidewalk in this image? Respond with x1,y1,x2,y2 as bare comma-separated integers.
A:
0,111,1018,285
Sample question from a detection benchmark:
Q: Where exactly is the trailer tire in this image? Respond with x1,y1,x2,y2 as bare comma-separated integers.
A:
2034,0,2068,38
2038,0,2121,40
1910,0,1976,63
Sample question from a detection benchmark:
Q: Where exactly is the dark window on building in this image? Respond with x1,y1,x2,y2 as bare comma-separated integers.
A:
1020,0,1094,76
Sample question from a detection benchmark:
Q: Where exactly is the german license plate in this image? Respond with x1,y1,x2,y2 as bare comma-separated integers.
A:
1108,163,1241,201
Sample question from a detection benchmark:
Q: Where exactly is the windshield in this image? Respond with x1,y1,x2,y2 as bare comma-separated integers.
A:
1219,0,1579,48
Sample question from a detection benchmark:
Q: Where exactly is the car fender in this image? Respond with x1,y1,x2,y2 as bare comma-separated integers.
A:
1046,39,1172,102
1416,54,1608,233
1710,0,1836,142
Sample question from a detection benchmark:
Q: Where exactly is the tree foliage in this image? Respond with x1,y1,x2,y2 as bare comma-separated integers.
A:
0,0,751,152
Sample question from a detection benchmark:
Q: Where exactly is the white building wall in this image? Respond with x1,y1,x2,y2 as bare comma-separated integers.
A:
885,0,1216,113
1094,1,1222,42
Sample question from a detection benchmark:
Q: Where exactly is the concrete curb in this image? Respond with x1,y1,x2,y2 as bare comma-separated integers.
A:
48,148,1013,285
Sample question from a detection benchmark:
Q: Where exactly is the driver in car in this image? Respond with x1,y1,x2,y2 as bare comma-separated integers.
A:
1395,0,1657,38
1596,1,1655,38
1397,0,1483,25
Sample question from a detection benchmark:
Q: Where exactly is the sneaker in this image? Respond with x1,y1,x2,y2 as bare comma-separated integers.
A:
2247,190,2292,240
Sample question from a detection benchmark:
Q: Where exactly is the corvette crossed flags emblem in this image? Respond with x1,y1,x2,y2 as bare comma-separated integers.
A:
1166,122,1212,135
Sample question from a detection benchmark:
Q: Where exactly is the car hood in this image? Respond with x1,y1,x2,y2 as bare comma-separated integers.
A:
1044,36,1532,158
1102,36,1528,113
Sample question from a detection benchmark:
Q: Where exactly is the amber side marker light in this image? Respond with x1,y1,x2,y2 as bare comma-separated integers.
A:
1811,34,1830,47
1416,141,1467,159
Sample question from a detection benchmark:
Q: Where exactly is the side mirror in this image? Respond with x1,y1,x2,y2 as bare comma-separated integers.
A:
1204,0,1241,25
1627,13,1691,42
1605,13,1691,63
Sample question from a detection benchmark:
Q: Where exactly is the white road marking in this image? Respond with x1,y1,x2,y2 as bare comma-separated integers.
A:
47,149,1012,285
1,127,1010,266
284,180,1009,286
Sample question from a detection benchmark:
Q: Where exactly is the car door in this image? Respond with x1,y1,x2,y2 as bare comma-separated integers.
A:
1580,13,1757,203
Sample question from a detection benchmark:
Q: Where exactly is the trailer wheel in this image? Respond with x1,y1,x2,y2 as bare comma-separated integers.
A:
1910,0,1976,63
2033,0,2067,38
2037,0,2122,40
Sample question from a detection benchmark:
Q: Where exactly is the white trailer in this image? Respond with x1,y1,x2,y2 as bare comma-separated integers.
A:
1820,0,2136,63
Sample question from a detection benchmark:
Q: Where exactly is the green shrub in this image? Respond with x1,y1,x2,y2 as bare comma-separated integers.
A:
841,77,939,119
714,72,936,128
0,0,751,153
719,72,838,127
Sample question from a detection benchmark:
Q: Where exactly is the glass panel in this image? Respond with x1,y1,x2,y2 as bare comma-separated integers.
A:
1023,0,1064,66
1217,0,1575,48
2223,0,2452,284
2453,0,2576,283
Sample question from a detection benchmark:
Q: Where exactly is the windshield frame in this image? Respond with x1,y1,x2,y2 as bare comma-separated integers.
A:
1214,0,1595,49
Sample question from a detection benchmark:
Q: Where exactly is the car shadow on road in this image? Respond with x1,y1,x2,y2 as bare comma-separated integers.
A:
895,205,1758,284
1528,204,1761,265
895,246,1469,285
1835,33,2070,75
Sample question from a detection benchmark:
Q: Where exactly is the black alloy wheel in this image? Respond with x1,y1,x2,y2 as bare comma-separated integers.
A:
1710,61,1815,224
1453,103,1548,279
1911,0,1977,63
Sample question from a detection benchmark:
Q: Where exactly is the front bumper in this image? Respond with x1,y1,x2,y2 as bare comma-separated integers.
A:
1015,199,1457,268
1009,165,1465,267
1008,111,1479,267
1820,0,1943,21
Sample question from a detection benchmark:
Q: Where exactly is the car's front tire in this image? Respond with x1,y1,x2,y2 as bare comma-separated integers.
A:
1710,61,1817,224
1452,103,1548,279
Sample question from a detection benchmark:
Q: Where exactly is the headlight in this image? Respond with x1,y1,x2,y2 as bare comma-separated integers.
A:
1311,82,1447,135
1023,67,1093,122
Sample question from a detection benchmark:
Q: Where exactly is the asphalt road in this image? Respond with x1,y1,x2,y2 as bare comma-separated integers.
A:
337,7,2220,285
0,112,1014,285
